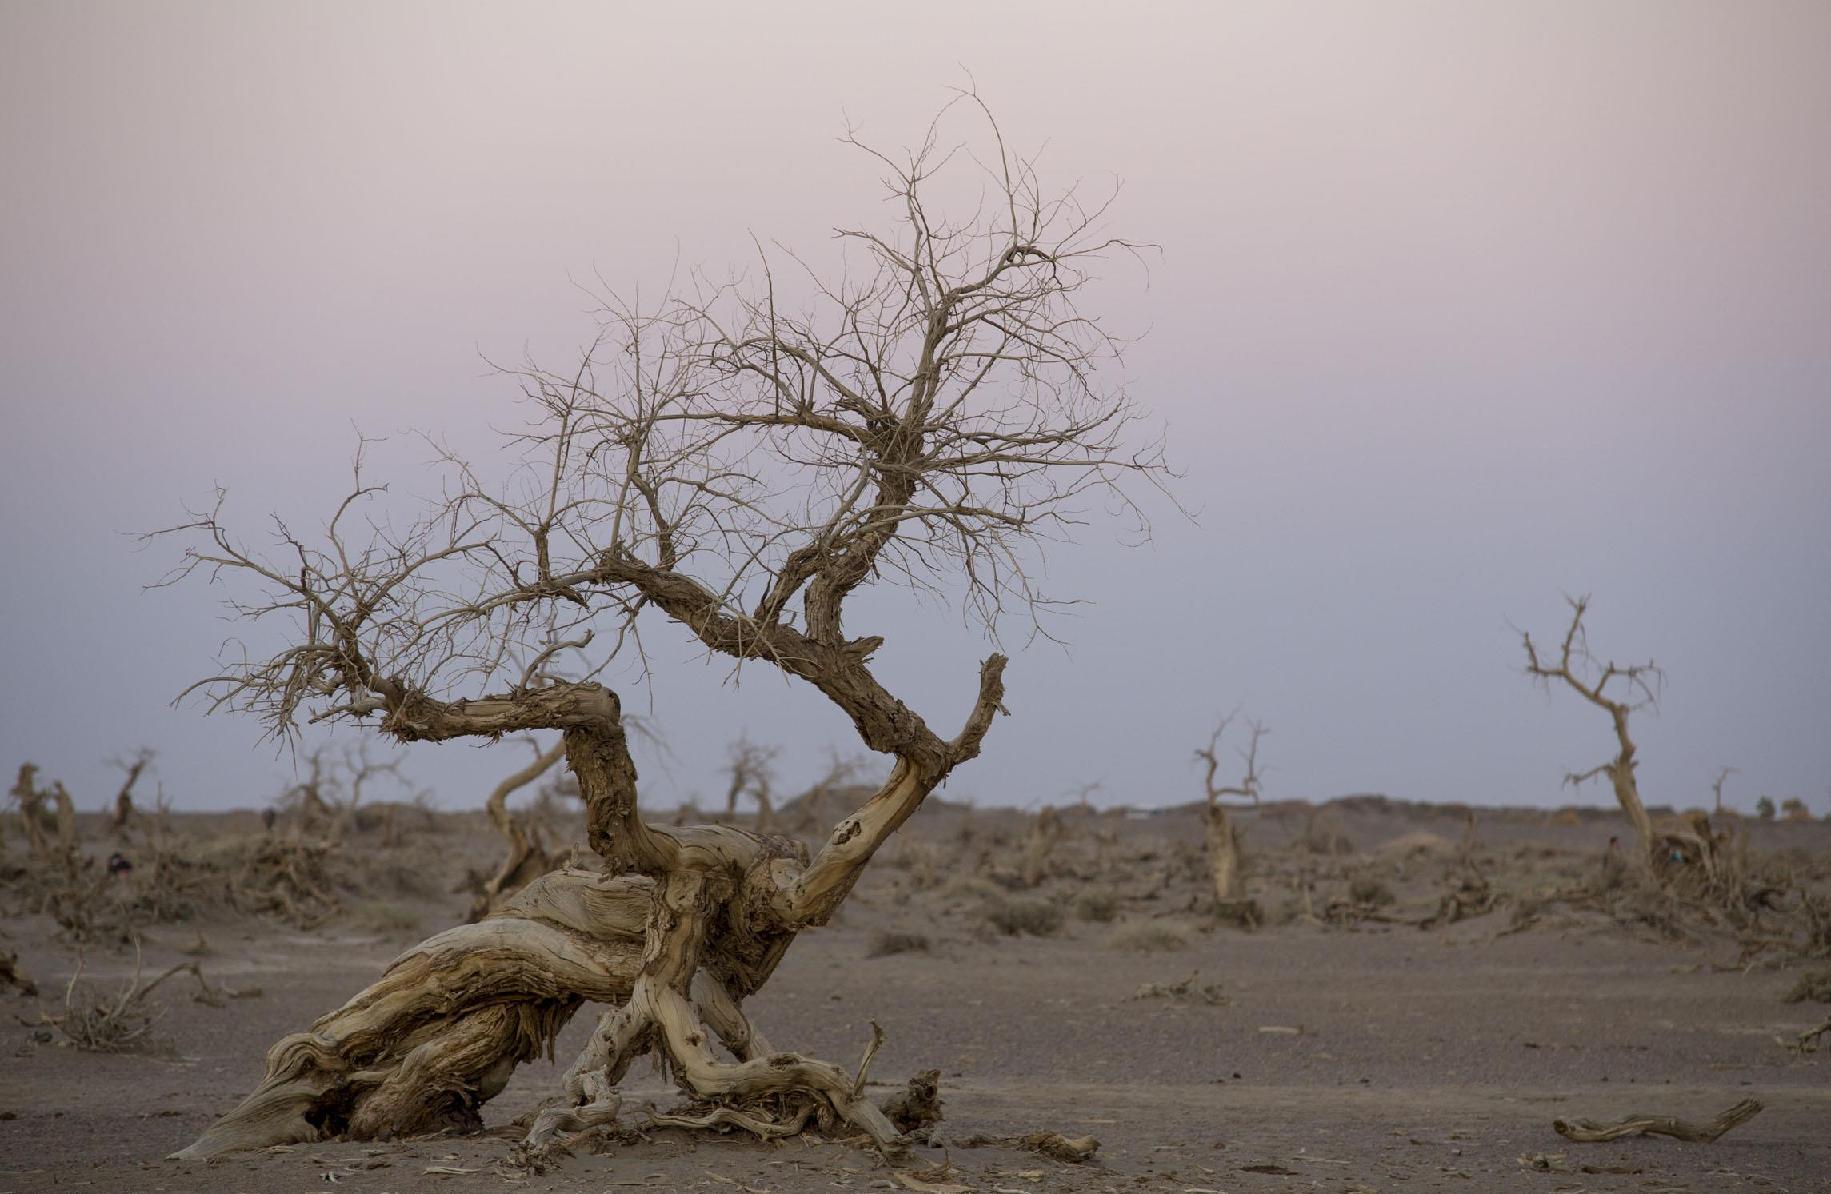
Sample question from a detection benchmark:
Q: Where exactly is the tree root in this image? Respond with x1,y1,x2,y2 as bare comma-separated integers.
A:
173,868,646,1160
1552,1098,1763,1143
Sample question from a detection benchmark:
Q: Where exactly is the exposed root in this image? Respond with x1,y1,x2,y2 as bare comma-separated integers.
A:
173,868,647,1159
1552,1098,1763,1143
649,1100,818,1140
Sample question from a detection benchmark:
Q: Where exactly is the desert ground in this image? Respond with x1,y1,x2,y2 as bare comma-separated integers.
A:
3,794,1828,1194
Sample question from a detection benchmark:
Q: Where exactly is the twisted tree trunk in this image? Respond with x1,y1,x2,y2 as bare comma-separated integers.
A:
175,659,1003,1160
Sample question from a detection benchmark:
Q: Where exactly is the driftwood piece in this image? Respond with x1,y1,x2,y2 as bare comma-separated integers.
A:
1552,1098,1763,1143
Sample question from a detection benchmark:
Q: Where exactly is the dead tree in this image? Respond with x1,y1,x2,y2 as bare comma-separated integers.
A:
721,738,780,832
8,763,76,867
470,737,569,920
156,90,1164,1161
1520,595,1665,865
109,749,154,836
1711,766,1738,815
1019,805,1062,888
1194,714,1267,924
787,752,868,835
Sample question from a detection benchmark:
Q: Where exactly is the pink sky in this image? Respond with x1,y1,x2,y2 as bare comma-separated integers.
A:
3,2,1827,814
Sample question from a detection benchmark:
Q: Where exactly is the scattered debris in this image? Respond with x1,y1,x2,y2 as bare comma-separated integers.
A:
1131,971,1228,1006
960,1132,1100,1163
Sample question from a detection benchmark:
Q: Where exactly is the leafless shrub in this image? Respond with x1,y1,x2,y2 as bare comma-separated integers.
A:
1298,809,1355,856
1104,920,1190,952
983,896,1065,937
38,953,229,1054
1348,874,1396,907
1073,887,1120,923
1784,969,1831,1004
867,931,932,958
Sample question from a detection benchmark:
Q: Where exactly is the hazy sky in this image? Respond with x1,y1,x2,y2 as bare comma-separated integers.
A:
3,1,1828,818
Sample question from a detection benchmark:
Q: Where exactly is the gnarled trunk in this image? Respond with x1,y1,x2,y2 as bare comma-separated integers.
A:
176,661,1000,1161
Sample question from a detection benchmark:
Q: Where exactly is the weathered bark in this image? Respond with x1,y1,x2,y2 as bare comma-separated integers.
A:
175,867,649,1158
178,658,1005,1161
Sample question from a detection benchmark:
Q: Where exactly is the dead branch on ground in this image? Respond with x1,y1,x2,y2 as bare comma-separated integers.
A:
1552,1098,1762,1143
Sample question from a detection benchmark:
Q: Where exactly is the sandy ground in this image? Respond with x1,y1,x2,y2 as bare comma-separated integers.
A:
2,800,1828,1193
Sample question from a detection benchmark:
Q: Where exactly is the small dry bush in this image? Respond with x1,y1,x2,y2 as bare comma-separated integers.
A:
42,955,227,1055
1347,874,1396,907
1105,920,1190,952
939,874,1004,909
867,931,932,958
1299,812,1356,856
983,896,1064,937
1073,887,1120,923
351,899,422,937
1785,969,1831,1004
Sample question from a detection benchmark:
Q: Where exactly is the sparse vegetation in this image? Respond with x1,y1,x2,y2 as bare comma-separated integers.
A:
1104,920,1190,952
1784,969,1831,1004
1073,887,1120,923
984,896,1065,938
867,931,932,958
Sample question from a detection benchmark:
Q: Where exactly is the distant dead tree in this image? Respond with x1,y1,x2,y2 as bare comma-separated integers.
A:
721,737,780,832
157,89,1166,1162
1711,766,1738,815
1520,595,1664,865
1019,805,1062,888
1194,714,1267,924
470,737,568,921
787,752,869,835
329,744,407,844
108,749,155,835
9,762,76,867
